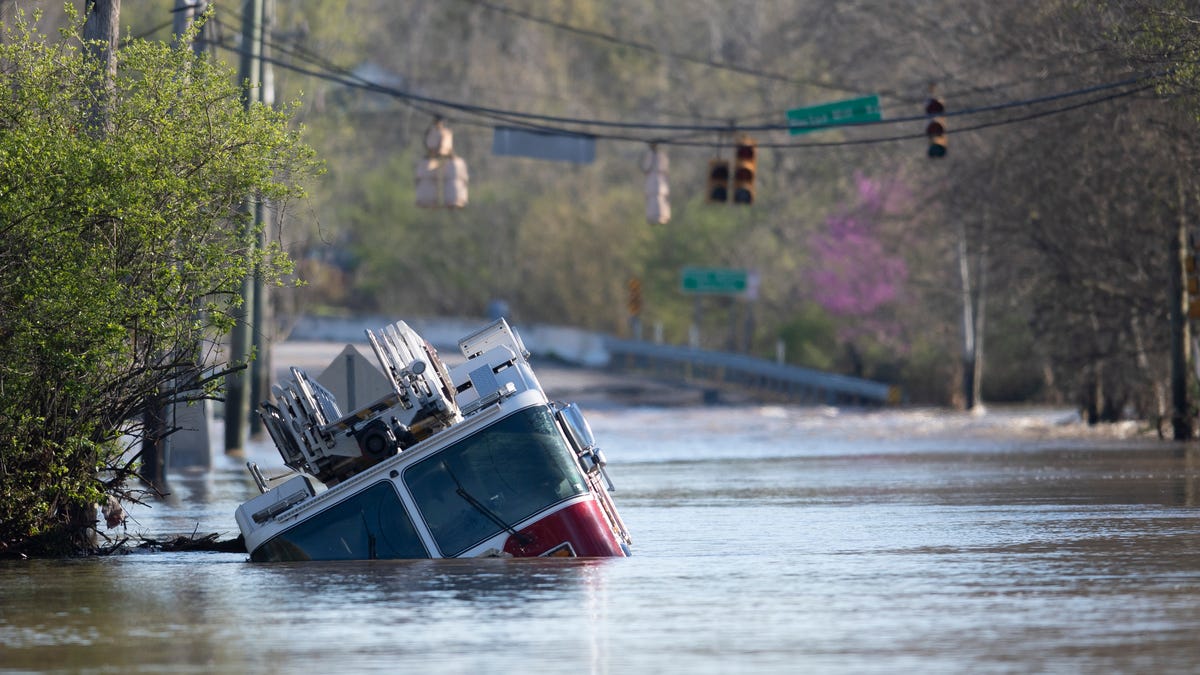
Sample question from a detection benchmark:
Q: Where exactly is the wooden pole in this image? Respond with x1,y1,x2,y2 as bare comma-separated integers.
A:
956,218,977,411
249,0,274,438
83,0,119,77
225,0,263,455
171,0,194,49
82,0,119,135
972,244,987,410
1169,177,1192,440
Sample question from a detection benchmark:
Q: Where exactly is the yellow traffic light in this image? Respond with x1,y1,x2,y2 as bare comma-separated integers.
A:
733,137,756,205
925,96,947,159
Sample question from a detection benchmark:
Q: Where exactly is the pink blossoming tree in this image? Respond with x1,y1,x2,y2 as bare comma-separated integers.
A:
807,173,910,350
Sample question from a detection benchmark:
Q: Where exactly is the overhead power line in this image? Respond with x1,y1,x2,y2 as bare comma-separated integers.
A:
205,16,1163,151
701,83,1159,149
462,0,1095,106
461,0,871,98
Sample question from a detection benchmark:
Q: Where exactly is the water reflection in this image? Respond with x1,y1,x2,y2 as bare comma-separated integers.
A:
247,556,612,604
0,555,617,674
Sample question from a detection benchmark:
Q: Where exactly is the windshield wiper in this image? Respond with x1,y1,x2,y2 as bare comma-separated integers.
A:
442,462,532,546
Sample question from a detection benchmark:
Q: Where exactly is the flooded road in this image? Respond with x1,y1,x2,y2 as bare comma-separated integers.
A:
2,406,1199,673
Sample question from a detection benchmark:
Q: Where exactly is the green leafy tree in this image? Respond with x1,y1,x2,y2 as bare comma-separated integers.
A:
0,10,318,556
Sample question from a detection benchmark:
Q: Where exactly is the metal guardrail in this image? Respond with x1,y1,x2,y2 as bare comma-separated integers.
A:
286,316,901,406
605,338,900,406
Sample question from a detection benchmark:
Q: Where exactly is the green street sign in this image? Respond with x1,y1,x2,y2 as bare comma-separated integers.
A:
786,94,881,135
681,267,749,295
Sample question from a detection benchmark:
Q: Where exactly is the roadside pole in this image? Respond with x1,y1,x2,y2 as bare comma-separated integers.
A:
1169,187,1191,440
957,218,977,411
249,0,275,439
225,0,264,455
159,0,214,472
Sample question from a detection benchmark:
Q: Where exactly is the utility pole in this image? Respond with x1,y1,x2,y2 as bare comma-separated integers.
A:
83,0,119,76
135,0,199,485
172,0,211,57
249,0,275,438
957,218,977,410
225,0,264,455
82,0,119,135
171,0,194,49
1169,175,1192,440
972,243,987,410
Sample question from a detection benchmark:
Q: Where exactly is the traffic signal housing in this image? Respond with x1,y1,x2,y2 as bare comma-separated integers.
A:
415,120,469,208
641,146,670,224
707,159,730,203
733,137,756,204
925,97,947,158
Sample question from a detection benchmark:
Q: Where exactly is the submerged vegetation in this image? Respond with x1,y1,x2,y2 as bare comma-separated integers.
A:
0,9,317,556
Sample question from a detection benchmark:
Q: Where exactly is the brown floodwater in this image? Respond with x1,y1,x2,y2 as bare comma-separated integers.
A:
1,406,1198,673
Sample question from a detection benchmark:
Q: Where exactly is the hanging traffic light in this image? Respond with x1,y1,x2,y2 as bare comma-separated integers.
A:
415,119,469,208
733,137,756,205
925,96,947,158
707,159,730,203
641,145,670,224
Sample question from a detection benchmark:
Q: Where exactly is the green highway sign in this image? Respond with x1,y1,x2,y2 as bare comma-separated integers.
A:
786,94,881,135
681,267,749,295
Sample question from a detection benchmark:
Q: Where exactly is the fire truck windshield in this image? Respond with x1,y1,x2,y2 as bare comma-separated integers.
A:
405,406,589,556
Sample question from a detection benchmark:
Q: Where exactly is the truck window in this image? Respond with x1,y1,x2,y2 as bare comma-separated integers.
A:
406,406,588,556
252,482,428,561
